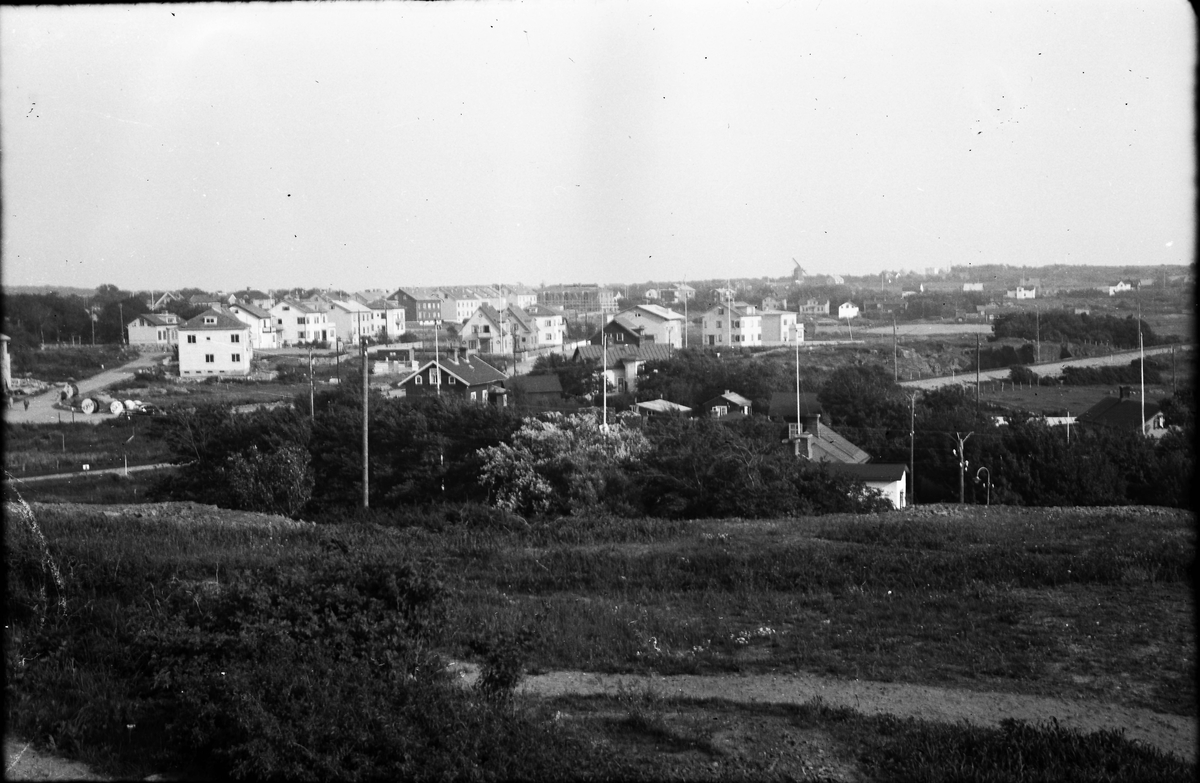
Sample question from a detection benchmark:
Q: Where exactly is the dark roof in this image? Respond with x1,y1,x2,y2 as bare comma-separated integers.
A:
400,355,507,387
230,301,271,319
824,463,907,482
130,313,177,327
768,392,824,420
573,344,675,367
805,425,871,464
504,374,564,396
1077,396,1162,430
179,308,249,331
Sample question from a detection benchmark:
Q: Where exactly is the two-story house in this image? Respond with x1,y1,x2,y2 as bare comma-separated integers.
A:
797,298,830,316
126,312,180,349
759,310,801,346
701,302,762,347
363,298,407,343
571,343,674,394
614,305,685,349
524,304,565,348
462,304,536,355
227,301,279,350
178,308,252,377
389,287,444,327
268,300,336,346
326,299,378,345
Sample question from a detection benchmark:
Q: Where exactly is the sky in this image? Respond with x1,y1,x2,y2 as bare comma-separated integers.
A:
1,1,1194,294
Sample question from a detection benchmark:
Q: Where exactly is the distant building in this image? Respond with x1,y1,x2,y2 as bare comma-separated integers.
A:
759,310,801,345
269,300,337,346
392,353,509,403
701,302,762,347
1005,286,1037,300
127,312,180,349
838,302,860,320
227,302,279,350
1104,281,1134,296
538,285,619,315
797,298,830,316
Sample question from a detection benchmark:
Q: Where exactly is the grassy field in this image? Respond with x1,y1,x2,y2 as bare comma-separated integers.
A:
5,500,1193,780
3,420,173,477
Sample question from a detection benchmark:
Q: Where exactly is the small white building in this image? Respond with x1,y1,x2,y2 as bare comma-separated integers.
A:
1005,287,1037,300
1105,281,1133,296
327,299,377,345
525,304,566,348
127,312,180,349
178,308,253,377
363,298,407,343
227,302,279,350
701,302,762,347
838,302,860,320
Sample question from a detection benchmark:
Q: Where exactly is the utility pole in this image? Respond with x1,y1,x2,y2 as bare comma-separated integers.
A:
975,332,981,420
952,431,973,504
89,297,95,345
892,314,898,382
1138,301,1146,437
118,302,124,344
909,393,917,506
308,347,315,423
1034,306,1040,364
361,340,369,509
434,319,441,396
601,325,608,429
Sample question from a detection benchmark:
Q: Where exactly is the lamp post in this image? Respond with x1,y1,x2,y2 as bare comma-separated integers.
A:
951,431,973,504
974,466,991,507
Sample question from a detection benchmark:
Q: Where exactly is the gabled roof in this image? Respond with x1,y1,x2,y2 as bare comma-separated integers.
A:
609,314,645,334
634,399,692,415
768,392,824,420
572,344,675,367
525,303,563,317
627,304,685,322
229,301,271,319
504,373,564,396
390,286,440,302
703,391,753,409
129,312,178,328
825,463,907,482
1077,396,1162,429
273,299,318,314
179,308,249,331
400,355,508,387
331,299,373,314
806,424,871,464
188,293,217,304
505,304,534,333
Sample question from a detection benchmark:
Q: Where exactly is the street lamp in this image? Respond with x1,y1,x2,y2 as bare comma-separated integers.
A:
974,466,992,507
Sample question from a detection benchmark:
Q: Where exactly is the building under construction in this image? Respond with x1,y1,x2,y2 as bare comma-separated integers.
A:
537,285,619,316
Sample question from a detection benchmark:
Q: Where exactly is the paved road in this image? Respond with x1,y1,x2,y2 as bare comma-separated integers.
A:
899,344,1191,390
3,351,161,426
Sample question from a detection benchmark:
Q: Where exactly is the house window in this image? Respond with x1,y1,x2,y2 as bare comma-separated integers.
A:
712,405,728,418
204,317,216,325
615,332,624,342
470,391,477,401
429,369,437,383
415,375,422,385
232,353,241,362
186,335,196,343
205,354,214,363
483,325,490,333
231,334,240,343
716,321,722,329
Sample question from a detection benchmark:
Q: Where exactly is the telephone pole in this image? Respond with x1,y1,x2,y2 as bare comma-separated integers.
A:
952,431,973,504
361,340,369,509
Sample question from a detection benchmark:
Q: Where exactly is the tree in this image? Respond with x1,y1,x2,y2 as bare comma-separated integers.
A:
226,444,315,517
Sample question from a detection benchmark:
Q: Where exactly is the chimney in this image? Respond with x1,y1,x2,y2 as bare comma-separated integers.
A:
1118,385,1132,400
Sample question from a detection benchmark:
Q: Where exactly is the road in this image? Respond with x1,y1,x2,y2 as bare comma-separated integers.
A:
3,351,161,426
5,462,175,484
898,344,1191,390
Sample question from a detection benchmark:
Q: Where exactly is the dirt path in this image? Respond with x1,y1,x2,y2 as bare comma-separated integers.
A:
449,663,1197,762
4,352,160,426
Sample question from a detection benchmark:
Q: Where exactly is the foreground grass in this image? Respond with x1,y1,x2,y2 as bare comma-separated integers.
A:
6,500,1194,780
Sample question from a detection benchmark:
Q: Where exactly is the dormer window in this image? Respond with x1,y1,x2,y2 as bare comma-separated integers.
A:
204,317,216,325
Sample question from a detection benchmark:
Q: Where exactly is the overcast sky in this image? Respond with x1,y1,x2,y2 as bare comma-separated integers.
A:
2,1,1194,294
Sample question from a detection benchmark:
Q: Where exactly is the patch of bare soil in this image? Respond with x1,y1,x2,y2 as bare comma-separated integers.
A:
5,738,110,781
448,663,1197,763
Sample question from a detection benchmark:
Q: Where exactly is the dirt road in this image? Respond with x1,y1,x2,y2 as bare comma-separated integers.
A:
4,352,161,427
898,344,1190,390
447,663,1196,762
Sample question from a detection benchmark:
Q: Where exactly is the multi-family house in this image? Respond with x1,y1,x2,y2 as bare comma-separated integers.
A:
538,285,619,315
362,298,406,343
462,304,536,355
227,301,279,350
178,308,252,377
700,301,762,347
759,310,801,346
268,300,337,346
525,304,565,348
670,283,696,303
127,312,180,349
499,283,538,309
389,287,444,326
797,298,830,316
324,299,377,345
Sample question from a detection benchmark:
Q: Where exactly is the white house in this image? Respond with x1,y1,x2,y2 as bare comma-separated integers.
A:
364,298,407,343
269,300,337,346
759,310,801,346
178,308,253,377
1105,281,1133,296
227,302,279,350
701,302,762,347
1005,287,1037,300
838,302,860,320
615,304,686,349
826,463,908,509
327,299,377,345
127,312,180,349
525,304,565,348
